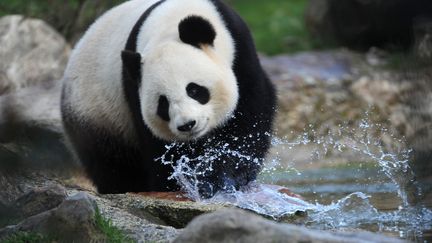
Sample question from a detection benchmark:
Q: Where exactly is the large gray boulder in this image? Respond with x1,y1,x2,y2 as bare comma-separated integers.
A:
0,192,104,242
0,15,69,132
0,15,70,94
0,15,70,175
174,209,404,243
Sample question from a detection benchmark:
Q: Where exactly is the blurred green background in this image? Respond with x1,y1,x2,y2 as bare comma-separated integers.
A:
0,0,318,55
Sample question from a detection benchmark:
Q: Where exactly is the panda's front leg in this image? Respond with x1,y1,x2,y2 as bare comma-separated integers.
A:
195,154,263,198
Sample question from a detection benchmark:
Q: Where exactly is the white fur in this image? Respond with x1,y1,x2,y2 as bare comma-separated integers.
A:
62,0,237,141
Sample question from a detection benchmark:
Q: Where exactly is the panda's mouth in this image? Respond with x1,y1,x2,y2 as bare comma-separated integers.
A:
175,120,208,140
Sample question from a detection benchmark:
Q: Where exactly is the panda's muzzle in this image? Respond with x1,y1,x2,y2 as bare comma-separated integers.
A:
177,120,196,132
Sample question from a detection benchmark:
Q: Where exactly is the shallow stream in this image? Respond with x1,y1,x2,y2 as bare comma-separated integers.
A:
162,117,432,242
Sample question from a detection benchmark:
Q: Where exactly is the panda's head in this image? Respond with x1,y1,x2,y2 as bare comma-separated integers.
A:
139,16,238,141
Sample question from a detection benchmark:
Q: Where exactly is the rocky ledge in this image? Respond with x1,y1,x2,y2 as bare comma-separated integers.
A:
0,178,404,243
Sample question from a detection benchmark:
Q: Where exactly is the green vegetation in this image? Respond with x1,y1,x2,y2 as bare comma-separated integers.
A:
94,207,135,243
0,208,134,243
0,0,123,41
0,0,318,55
1,232,55,243
228,0,320,54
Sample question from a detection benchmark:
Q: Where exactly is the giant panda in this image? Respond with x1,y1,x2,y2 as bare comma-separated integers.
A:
61,0,276,197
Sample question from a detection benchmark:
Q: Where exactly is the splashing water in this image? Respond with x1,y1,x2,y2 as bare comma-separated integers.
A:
157,137,264,199
157,115,432,241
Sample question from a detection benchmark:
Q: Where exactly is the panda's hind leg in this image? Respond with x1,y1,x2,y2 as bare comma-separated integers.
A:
62,113,148,193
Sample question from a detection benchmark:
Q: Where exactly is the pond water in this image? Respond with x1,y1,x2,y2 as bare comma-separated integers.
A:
161,117,432,242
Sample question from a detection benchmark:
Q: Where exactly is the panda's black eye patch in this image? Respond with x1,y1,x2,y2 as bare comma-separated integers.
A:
157,95,170,121
186,82,210,104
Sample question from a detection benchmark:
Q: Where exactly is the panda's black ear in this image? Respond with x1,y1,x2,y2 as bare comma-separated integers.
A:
121,50,142,82
179,15,216,48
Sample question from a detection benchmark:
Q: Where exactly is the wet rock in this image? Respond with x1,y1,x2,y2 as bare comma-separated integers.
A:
102,193,226,228
305,0,432,50
0,192,104,242
174,208,403,243
0,15,70,95
90,192,179,242
100,186,307,230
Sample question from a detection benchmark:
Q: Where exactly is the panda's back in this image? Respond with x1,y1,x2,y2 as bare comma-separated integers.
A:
62,0,162,138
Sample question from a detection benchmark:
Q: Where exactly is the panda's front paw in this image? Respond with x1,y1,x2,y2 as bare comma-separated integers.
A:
197,181,215,199
219,175,237,193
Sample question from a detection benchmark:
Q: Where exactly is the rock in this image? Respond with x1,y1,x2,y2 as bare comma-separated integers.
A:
0,15,70,95
0,172,62,211
0,16,74,179
0,15,68,145
413,17,432,60
0,181,67,228
0,85,63,133
260,50,370,144
0,183,179,242
401,75,432,206
102,193,226,228
351,77,407,107
0,121,74,179
305,0,432,50
174,208,404,243
260,50,358,87
90,192,179,242
0,15,68,157
0,192,105,242
100,185,307,230
13,185,67,219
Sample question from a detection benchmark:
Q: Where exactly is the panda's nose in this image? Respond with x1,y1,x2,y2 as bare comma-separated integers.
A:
177,120,196,132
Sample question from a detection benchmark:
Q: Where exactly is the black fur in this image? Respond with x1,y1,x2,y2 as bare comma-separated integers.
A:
179,15,216,47
157,95,170,121
186,82,210,104
61,110,178,193
125,0,166,52
61,0,276,197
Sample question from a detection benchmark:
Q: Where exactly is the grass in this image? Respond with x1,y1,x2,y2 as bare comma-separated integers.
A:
228,0,321,55
0,208,134,243
94,206,135,243
0,0,123,41
0,232,55,243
